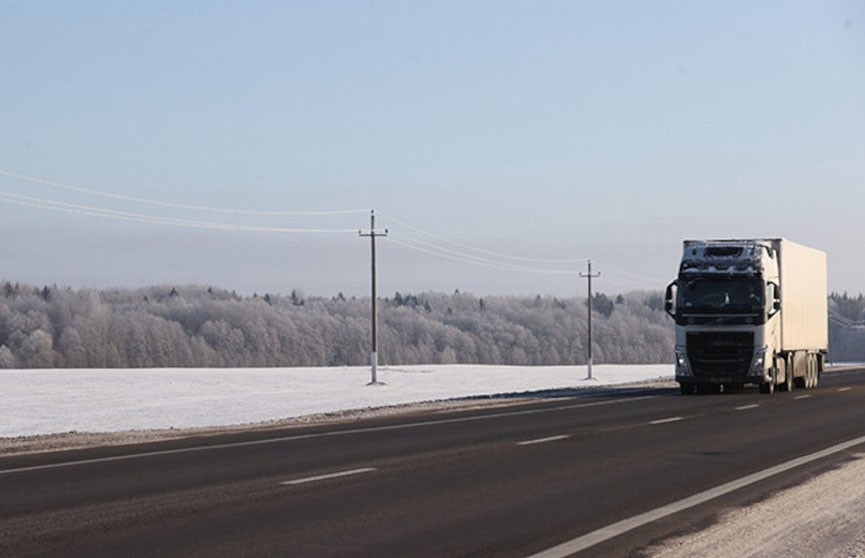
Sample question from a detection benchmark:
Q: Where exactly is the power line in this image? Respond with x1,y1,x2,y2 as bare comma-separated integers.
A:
2,171,671,287
594,272,658,291
387,237,582,275
830,317,865,329
594,261,668,289
829,310,865,327
0,190,359,234
0,170,370,216
379,211,588,265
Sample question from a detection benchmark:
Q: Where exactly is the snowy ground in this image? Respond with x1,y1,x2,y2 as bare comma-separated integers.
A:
646,454,865,558
0,364,672,439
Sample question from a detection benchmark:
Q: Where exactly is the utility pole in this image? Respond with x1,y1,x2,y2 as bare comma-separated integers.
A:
359,209,388,385
580,259,600,380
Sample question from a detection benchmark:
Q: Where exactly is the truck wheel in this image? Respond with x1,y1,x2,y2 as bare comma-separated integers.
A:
779,359,793,392
759,381,774,395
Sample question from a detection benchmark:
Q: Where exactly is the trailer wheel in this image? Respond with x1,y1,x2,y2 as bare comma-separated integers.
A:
812,358,820,388
806,354,819,389
759,381,774,395
794,354,806,389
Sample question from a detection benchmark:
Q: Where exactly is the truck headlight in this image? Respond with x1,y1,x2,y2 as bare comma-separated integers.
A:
750,347,768,373
675,349,692,377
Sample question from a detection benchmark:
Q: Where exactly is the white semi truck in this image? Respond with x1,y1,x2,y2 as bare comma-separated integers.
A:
665,239,828,395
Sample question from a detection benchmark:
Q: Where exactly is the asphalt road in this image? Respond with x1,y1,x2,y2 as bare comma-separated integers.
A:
3,367,865,557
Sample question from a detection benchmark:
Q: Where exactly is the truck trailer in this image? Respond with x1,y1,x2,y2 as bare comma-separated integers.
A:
665,239,828,395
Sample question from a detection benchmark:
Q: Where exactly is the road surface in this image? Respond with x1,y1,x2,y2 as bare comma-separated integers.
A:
2,367,865,557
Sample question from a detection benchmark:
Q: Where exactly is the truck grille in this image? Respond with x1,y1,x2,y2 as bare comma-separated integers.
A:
686,331,754,378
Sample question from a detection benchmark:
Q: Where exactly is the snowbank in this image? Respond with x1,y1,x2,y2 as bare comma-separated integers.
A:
647,453,865,557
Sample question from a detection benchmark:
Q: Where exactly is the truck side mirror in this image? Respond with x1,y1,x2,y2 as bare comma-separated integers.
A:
664,281,677,318
768,282,781,317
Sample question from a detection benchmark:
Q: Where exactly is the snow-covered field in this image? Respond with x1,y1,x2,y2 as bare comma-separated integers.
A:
0,364,672,438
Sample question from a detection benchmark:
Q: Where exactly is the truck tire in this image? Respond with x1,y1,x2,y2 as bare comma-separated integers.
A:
807,354,819,389
780,359,793,392
794,353,806,389
759,381,774,395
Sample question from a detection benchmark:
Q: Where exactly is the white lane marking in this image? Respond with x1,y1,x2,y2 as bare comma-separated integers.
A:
517,435,570,446
528,433,865,558
794,395,812,400
735,404,760,411
839,387,852,392
280,468,377,486
0,395,658,476
649,416,684,425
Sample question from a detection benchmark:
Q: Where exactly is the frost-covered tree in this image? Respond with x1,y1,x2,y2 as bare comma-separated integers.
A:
0,344,17,367
3,281,805,368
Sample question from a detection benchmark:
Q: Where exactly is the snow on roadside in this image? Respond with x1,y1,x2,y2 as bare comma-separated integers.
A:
646,453,865,558
0,364,672,438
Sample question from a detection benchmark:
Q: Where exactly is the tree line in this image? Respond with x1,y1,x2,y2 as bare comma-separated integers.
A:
0,282,673,369
0,282,861,369
828,292,865,363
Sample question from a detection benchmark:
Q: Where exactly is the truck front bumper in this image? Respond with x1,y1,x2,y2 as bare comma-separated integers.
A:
676,346,772,386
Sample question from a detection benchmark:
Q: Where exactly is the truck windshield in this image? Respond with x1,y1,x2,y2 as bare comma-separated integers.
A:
678,278,764,312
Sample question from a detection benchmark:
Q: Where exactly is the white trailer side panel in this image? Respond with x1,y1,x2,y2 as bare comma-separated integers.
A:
777,239,828,351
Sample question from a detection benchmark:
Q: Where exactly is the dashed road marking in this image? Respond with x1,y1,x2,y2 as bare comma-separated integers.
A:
794,395,812,400
839,387,852,392
735,404,760,411
0,395,657,476
517,435,570,446
649,416,685,425
280,468,377,486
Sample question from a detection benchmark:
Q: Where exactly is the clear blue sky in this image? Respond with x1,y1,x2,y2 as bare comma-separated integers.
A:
1,1,863,297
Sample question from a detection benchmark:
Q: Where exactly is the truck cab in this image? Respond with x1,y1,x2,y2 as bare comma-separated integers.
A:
665,239,826,395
